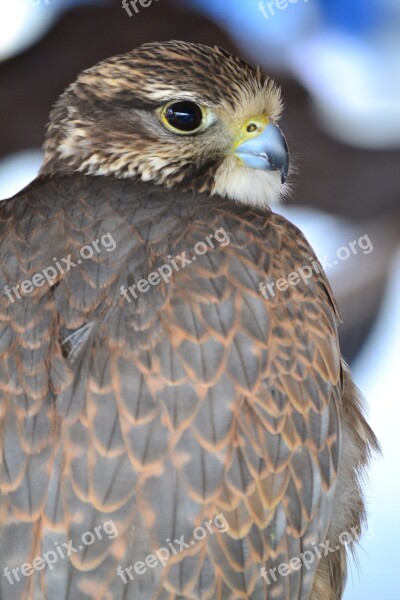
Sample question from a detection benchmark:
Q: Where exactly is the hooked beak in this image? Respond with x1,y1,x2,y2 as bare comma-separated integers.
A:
234,123,289,184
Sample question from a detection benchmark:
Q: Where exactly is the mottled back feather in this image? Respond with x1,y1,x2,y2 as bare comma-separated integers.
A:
0,175,377,600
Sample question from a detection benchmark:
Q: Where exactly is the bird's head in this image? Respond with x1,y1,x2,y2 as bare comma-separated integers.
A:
41,41,289,207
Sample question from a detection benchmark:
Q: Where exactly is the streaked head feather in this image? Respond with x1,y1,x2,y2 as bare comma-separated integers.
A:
41,41,286,207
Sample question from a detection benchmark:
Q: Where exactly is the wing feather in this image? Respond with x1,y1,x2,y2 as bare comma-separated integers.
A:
0,175,342,599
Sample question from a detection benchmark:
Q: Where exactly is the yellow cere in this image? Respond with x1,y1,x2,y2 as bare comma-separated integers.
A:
232,115,270,150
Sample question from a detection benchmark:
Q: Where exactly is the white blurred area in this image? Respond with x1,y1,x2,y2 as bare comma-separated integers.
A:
183,0,400,149
344,251,400,600
0,0,62,200
0,0,60,61
0,151,43,200
288,31,400,149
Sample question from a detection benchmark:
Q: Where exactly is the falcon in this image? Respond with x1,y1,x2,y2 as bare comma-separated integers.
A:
0,41,378,600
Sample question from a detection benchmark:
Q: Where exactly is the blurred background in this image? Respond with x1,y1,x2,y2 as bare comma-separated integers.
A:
0,0,399,597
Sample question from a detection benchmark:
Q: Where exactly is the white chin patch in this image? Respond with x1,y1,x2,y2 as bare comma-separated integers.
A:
211,158,285,208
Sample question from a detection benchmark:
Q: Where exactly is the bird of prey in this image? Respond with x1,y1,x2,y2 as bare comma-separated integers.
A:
0,41,378,600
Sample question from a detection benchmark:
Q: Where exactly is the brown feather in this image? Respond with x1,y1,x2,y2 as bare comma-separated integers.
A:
0,174,378,599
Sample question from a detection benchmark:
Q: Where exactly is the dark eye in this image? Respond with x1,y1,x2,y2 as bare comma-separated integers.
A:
164,101,203,132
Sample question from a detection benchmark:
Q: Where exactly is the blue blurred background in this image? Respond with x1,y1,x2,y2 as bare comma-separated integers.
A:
0,1,399,598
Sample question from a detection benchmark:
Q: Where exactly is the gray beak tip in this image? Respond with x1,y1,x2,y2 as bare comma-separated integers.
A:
234,122,290,183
